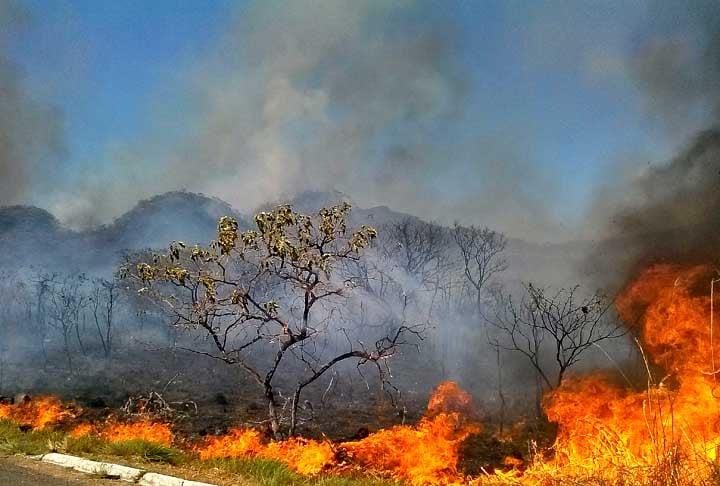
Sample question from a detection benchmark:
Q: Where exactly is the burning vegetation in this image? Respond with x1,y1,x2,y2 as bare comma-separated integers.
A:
5,201,720,486
198,380,479,484
0,381,478,484
483,263,720,485
4,261,720,486
0,395,75,430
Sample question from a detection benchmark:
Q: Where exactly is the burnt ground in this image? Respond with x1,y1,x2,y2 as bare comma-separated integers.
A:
3,346,545,475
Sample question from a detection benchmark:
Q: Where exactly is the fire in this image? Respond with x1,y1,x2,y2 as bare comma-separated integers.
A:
197,381,480,484
0,395,74,430
264,438,337,476
343,382,479,485
198,429,336,476
68,418,174,446
427,381,472,416
69,422,95,438
343,411,479,485
101,419,174,446
0,395,174,447
198,428,265,460
13,264,720,484
495,264,720,485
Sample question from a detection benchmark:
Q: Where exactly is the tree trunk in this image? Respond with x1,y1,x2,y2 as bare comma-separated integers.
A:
534,369,543,421
76,315,87,356
264,386,281,439
496,346,506,435
289,387,302,437
63,330,73,372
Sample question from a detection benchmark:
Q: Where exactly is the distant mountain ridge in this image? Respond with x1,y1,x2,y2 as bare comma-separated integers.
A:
0,190,594,286
0,191,248,272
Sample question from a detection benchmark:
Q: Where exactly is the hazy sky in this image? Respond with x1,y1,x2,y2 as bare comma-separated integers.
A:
2,0,716,242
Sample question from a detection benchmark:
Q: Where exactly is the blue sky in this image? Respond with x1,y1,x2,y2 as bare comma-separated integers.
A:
3,0,710,241
17,0,235,164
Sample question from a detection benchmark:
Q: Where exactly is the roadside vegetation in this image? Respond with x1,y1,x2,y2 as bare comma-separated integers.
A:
0,419,403,486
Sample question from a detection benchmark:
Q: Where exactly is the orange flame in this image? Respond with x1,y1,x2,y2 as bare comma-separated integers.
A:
101,420,174,446
18,262,720,485
197,381,479,484
0,396,74,430
69,422,96,438
499,264,720,485
198,428,265,460
427,381,472,416
343,412,479,485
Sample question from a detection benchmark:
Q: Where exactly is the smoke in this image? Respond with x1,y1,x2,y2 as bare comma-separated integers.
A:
0,0,64,206
590,1,720,285
175,0,466,207
46,0,467,228
628,1,720,135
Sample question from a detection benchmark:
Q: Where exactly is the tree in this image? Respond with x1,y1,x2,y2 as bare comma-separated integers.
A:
488,283,625,414
384,218,449,284
33,272,58,366
91,277,117,360
47,274,90,371
452,223,507,314
123,203,422,437
382,218,457,317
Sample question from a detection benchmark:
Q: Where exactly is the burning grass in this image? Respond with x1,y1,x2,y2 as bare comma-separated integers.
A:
477,263,720,486
6,263,720,485
201,457,404,486
0,395,75,430
98,420,174,446
196,381,479,485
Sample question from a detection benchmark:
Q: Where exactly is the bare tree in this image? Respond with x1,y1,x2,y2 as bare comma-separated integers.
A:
47,274,90,371
123,203,423,437
452,223,507,314
91,277,117,360
385,218,449,282
488,284,625,411
33,272,58,366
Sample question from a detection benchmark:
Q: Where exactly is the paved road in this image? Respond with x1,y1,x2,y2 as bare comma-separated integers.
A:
0,455,117,485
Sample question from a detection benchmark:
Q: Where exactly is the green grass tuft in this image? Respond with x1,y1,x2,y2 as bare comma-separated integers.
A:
200,457,403,486
0,419,59,455
104,439,184,465
65,433,108,454
202,457,301,486
0,421,399,485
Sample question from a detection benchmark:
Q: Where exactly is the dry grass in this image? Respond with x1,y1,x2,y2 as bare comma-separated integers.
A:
0,420,402,486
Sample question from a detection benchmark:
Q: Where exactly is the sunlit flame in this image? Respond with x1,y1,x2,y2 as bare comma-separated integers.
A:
9,263,720,484
485,264,720,485
101,419,174,446
198,381,479,484
0,395,74,430
69,422,96,438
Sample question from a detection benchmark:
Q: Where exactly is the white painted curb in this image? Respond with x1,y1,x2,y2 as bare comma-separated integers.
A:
42,453,144,482
139,472,215,486
138,472,184,486
39,453,216,485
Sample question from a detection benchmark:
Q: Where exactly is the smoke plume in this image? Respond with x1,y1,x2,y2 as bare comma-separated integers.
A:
592,1,720,284
50,0,470,229
0,1,64,206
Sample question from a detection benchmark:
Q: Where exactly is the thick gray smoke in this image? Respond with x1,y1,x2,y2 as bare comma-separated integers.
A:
0,1,64,206
184,0,464,204
52,0,471,230
589,1,720,285
629,1,720,134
